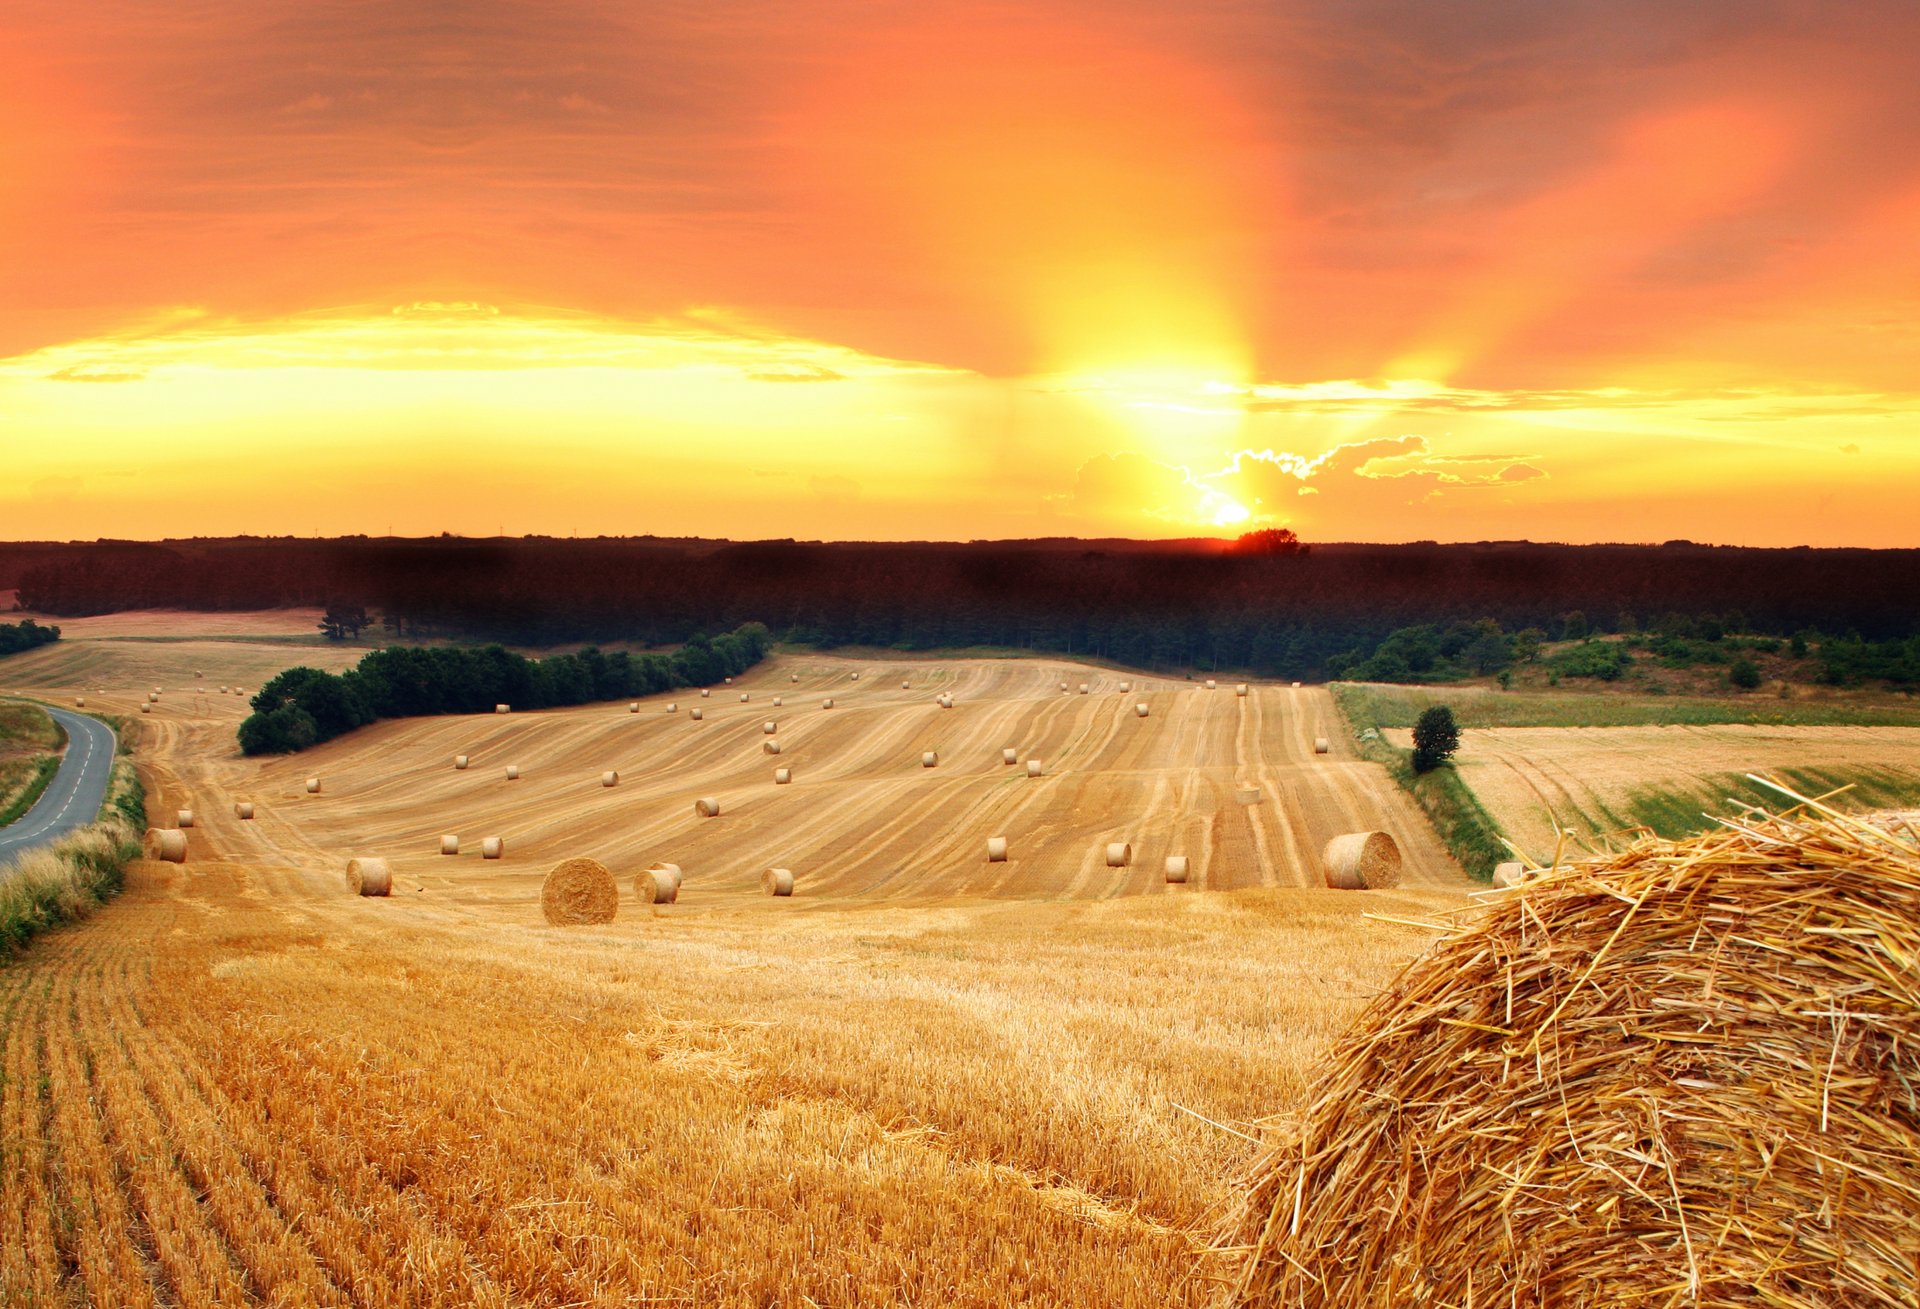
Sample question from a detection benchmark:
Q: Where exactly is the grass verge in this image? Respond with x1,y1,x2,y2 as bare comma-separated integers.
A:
0,759,145,957
0,756,61,828
1333,683,1510,883
1338,681,1920,729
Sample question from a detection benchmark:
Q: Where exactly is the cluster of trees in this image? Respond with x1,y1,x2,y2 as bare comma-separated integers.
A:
239,623,771,755
0,619,60,658
1815,634,1920,687
13,537,1920,683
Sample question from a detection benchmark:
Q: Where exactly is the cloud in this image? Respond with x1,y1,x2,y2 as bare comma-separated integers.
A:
46,365,146,383
1840,442,1862,455
745,364,847,383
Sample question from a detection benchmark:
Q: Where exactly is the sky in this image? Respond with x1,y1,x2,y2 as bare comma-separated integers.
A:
2,0,1916,545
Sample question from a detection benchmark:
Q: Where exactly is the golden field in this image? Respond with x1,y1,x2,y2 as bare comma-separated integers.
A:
1,627,1466,1307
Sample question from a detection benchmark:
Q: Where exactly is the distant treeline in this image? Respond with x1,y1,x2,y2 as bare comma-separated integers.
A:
13,536,1920,681
239,623,771,755
0,619,60,658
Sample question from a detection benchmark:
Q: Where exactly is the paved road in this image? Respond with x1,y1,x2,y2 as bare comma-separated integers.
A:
0,703,118,868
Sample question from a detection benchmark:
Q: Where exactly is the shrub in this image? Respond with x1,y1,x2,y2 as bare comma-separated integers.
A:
1730,658,1762,690
1411,705,1461,774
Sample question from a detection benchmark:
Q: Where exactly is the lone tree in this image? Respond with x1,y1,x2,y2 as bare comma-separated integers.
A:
318,601,370,642
1411,704,1461,774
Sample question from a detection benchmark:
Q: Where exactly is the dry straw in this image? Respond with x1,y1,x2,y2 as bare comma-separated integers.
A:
774,767,791,784
1492,859,1529,888
440,834,460,855
601,771,619,787
762,867,795,896
541,857,617,925
1105,841,1132,867
1321,830,1401,889
1164,855,1189,883
1220,793,1920,1309
234,802,255,820
346,857,391,897
636,864,679,904
143,828,187,863
986,836,1008,863
305,777,321,794
482,836,504,860
695,797,721,818
176,808,194,828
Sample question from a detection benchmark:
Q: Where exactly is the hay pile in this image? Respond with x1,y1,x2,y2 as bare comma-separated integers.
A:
143,828,187,863
763,867,795,896
347,857,392,897
636,863,680,904
1220,802,1920,1308
1321,830,1401,889
541,857,617,925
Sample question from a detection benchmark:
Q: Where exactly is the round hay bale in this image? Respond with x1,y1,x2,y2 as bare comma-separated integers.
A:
740,693,750,702
505,765,520,780
1060,681,1069,691
986,836,1008,862
347,857,392,897
144,828,187,863
921,751,938,768
1026,759,1042,777
1223,810,1920,1308
629,702,640,713
791,673,799,682
1492,859,1529,889
482,836,504,860
700,689,711,698
903,679,912,689
773,696,783,707
495,703,510,714
690,707,704,721
305,777,321,794
694,797,720,818
176,808,194,828
1321,830,1401,890
140,703,151,714
763,721,777,734
724,676,732,684
541,857,617,925
1291,680,1301,688
1313,737,1330,754
821,697,834,709
74,696,84,707
1002,748,1018,765
647,862,683,897
1235,683,1249,696
1079,683,1089,694
1105,841,1132,868
601,771,618,787
1164,855,1189,883
1135,702,1150,717
454,755,470,770
666,703,677,713
762,867,795,896
194,670,203,678
764,740,782,755
219,686,228,694
148,691,160,703
234,802,255,820
774,767,791,784
850,672,859,681
1206,679,1217,690
636,866,679,904
938,694,953,708
1119,681,1131,692
440,834,460,855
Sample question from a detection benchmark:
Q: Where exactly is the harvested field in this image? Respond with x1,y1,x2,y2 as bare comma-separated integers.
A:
1391,722,1920,857
0,648,1471,1305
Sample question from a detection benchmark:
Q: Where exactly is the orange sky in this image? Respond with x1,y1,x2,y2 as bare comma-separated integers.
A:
2,1,1916,544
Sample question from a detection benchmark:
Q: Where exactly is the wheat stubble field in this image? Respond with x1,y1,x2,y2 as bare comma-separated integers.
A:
2,632,1467,1307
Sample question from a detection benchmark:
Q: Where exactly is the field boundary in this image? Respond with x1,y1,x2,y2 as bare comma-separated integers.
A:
0,758,144,956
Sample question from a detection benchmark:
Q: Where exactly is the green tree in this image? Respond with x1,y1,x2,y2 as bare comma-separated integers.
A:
318,601,370,641
1730,658,1762,690
1411,705,1461,774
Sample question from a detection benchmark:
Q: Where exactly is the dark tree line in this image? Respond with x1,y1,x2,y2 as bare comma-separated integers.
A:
239,623,771,755
13,536,1920,683
0,619,60,658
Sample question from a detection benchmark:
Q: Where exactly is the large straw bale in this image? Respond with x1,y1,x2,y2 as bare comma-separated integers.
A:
691,707,704,720
1205,679,1217,689
666,703,677,713
763,721,777,734
1002,748,1018,765
695,797,721,817
74,696,84,707
636,864,679,903
140,703,151,714
1321,831,1401,889
630,702,640,713
505,765,520,780
1105,841,1132,867
986,836,1008,862
762,867,794,896
305,777,321,794
144,828,187,863
850,672,859,681
1222,800,1920,1309
1164,855,1189,883
234,802,255,820
177,808,195,828
495,703,510,714
821,698,834,709
1135,702,1150,717
440,834,460,855
921,751,938,768
740,693,750,702
903,679,912,689
541,857,617,925
774,767,791,784
1079,683,1089,694
347,857,391,897
1313,737,1330,754
764,740,782,755
1235,683,1248,696
724,676,732,684
701,689,711,698
792,673,799,682
482,836,504,860
454,754,470,770
148,691,160,703
773,696,783,707
645,862,683,898
1026,759,1043,777
1492,859,1529,888
601,771,619,787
